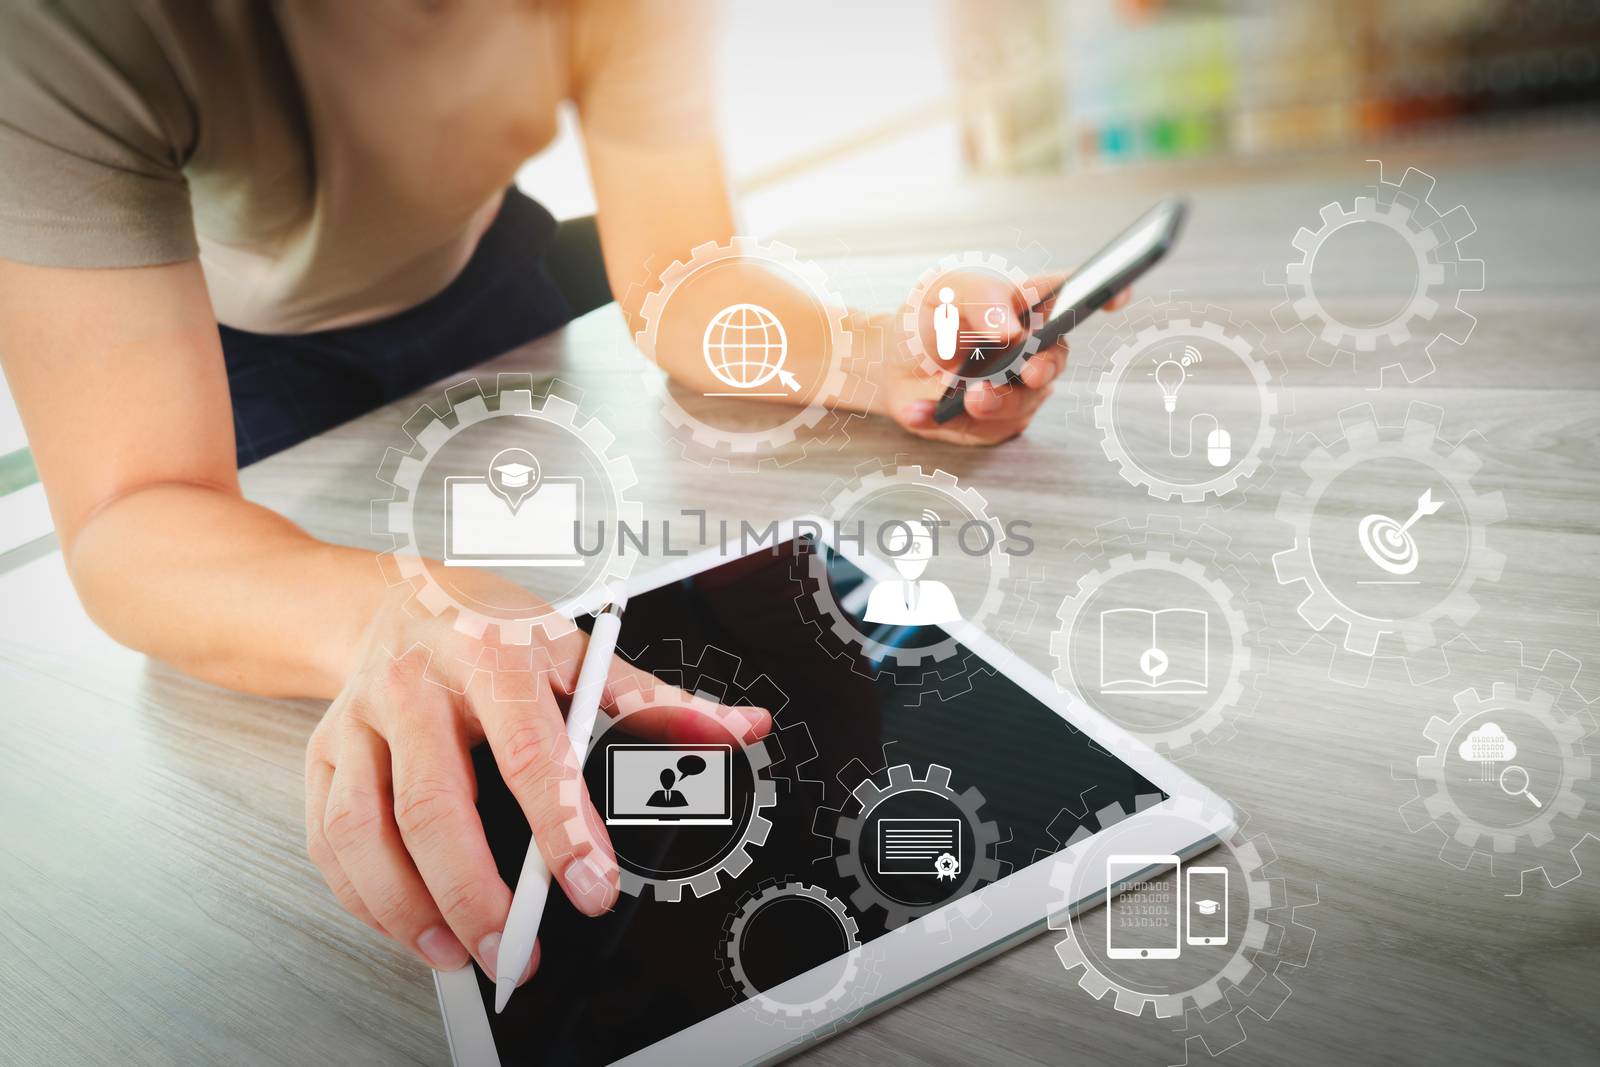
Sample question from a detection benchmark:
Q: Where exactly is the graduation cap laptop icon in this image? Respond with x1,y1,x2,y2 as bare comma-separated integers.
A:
1194,898,1220,916
444,447,586,567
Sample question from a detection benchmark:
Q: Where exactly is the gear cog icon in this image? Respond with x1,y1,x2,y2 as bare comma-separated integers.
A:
633,236,863,467
818,756,1006,933
719,879,881,1029
898,249,1045,395
1075,298,1289,506
562,641,820,902
1272,161,1484,385
375,375,641,645
1046,795,1317,1061
794,457,1023,677
1272,402,1506,670
1396,638,1598,892
791,529,1045,706
1050,516,1266,758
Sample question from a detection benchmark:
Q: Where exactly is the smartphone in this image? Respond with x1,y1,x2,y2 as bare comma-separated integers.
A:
932,196,1189,423
1186,865,1229,946
1104,854,1182,960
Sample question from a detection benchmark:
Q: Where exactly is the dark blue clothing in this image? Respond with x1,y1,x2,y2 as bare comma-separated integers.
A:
219,189,575,466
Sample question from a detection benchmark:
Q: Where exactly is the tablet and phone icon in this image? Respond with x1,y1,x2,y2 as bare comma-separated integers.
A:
1105,855,1229,959
1186,865,1229,946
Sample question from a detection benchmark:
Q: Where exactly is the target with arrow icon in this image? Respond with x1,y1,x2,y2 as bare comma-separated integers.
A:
1357,488,1445,578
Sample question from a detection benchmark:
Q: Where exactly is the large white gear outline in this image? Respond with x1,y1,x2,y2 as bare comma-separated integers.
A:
719,879,874,1027
799,458,1011,670
1272,402,1506,660
1046,794,1317,1059
822,760,1006,931
1088,300,1286,505
557,647,792,902
1396,642,1598,891
898,250,1044,393
1272,161,1483,385
375,376,642,644
633,236,858,463
1049,516,1264,757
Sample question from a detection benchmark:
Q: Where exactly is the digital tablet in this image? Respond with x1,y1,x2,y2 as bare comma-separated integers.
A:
436,518,1230,1066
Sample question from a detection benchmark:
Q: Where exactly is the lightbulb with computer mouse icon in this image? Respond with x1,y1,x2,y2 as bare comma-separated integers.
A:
1151,345,1231,468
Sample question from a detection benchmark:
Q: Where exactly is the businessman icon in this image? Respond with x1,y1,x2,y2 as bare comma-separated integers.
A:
645,753,707,808
863,510,961,626
444,447,585,567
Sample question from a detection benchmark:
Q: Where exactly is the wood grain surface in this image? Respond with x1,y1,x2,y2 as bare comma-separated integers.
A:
2,128,1598,1066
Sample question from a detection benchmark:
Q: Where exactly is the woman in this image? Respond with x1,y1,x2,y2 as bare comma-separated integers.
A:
0,1,1101,988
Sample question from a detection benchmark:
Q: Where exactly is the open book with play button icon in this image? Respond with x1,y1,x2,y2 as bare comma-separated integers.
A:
1098,607,1210,696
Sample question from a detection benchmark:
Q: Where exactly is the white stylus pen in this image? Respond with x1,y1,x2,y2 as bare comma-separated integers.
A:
493,597,625,1013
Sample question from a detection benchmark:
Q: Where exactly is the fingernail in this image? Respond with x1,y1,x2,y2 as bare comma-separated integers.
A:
734,707,768,736
563,854,616,916
900,400,935,426
477,932,502,980
418,925,470,971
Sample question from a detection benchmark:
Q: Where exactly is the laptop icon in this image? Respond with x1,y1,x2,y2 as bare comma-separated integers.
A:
443,447,585,567
604,744,733,825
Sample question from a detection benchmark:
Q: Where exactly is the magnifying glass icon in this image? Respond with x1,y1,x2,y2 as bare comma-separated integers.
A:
1498,765,1542,808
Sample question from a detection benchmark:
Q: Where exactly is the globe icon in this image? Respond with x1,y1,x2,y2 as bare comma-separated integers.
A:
702,303,800,393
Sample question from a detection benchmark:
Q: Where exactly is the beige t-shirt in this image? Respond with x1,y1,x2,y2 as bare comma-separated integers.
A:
0,0,713,333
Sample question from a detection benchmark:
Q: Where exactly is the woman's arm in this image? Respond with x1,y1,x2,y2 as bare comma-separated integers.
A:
584,129,1093,445
574,9,1082,447
0,257,380,697
0,255,764,982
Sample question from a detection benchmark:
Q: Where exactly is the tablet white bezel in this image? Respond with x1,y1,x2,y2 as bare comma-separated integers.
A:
437,516,1232,1067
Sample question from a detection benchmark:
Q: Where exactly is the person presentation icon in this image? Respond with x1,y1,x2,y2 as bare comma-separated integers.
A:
1099,607,1210,695
863,510,962,626
443,447,585,567
929,285,1008,362
703,302,800,396
605,744,732,825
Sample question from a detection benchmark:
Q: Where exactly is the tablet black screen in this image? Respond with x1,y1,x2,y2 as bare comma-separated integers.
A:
471,537,1161,1065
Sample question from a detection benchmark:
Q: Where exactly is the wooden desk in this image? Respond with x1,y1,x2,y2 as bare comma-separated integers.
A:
4,130,1598,1065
